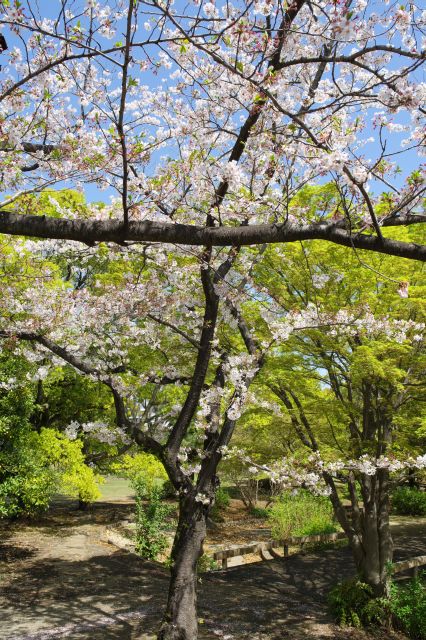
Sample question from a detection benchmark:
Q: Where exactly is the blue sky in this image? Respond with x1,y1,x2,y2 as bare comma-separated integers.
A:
0,0,423,207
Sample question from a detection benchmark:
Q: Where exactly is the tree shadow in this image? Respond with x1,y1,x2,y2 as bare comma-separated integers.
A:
0,550,168,640
0,544,36,563
0,523,424,640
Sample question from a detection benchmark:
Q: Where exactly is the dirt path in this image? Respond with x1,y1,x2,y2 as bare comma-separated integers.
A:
0,504,424,640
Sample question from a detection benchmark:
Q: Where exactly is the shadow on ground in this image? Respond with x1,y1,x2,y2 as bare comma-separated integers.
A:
0,513,424,640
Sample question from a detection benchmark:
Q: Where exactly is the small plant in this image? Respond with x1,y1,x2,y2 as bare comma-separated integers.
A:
268,490,338,540
390,572,426,639
328,578,388,628
197,553,219,573
329,574,426,639
392,487,426,516
133,478,174,561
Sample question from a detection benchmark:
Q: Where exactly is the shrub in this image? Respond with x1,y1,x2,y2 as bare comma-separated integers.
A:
197,553,219,573
133,478,174,561
0,425,102,518
328,578,388,628
392,487,426,516
268,490,338,540
329,574,426,639
249,506,269,519
210,486,230,521
390,572,426,639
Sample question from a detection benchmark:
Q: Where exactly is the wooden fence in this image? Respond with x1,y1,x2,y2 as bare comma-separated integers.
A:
212,531,347,569
212,534,426,578
105,525,426,578
392,555,426,579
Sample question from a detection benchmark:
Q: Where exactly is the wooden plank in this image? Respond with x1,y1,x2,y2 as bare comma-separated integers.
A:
393,555,426,575
212,531,347,562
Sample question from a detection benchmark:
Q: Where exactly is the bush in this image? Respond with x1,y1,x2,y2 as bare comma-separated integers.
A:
328,578,388,628
392,487,426,516
390,573,426,639
197,553,219,573
0,425,102,518
133,478,174,561
210,486,230,521
268,490,338,540
249,506,269,519
329,574,426,639
0,355,103,518
119,452,168,491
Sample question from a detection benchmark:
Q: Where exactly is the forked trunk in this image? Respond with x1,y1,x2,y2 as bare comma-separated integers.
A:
327,469,393,598
158,494,207,640
354,509,392,596
349,470,393,597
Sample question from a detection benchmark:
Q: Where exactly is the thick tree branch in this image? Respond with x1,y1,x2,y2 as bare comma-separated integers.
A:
0,212,424,259
164,259,219,461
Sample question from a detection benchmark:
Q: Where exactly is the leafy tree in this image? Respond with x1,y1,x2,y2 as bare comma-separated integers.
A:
0,354,102,517
230,225,425,596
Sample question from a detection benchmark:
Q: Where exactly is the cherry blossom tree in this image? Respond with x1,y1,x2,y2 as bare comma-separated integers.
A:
0,0,424,257
0,225,268,639
0,0,425,638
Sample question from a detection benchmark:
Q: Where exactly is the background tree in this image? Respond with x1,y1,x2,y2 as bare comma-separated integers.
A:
229,222,425,596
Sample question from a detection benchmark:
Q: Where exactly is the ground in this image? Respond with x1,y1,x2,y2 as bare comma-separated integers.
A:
0,480,424,640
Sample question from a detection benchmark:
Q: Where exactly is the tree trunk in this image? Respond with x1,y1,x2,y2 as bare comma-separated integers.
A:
350,471,393,597
158,494,207,640
407,468,419,489
326,471,393,598
78,496,89,511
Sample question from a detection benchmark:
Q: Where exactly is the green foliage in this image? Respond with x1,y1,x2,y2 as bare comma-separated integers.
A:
328,578,388,628
268,490,338,540
0,426,101,517
392,487,426,516
230,217,426,474
60,460,102,504
390,573,426,639
197,553,219,573
330,574,426,639
0,378,54,516
118,452,168,491
249,506,269,519
125,452,173,560
133,478,174,561
0,353,101,517
210,486,230,521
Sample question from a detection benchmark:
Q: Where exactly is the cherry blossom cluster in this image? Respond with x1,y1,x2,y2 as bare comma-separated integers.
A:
221,447,426,496
0,0,423,237
65,419,129,445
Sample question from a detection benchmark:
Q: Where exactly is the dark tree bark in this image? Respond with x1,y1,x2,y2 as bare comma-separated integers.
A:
78,497,90,511
0,211,425,261
355,471,393,596
158,494,208,640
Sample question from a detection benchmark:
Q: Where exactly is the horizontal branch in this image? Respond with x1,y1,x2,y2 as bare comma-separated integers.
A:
0,331,100,377
0,211,425,260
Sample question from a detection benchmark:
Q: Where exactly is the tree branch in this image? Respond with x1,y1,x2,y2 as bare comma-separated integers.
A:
0,212,424,259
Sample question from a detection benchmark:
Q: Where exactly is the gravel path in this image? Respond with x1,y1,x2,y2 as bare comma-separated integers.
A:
0,505,424,640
